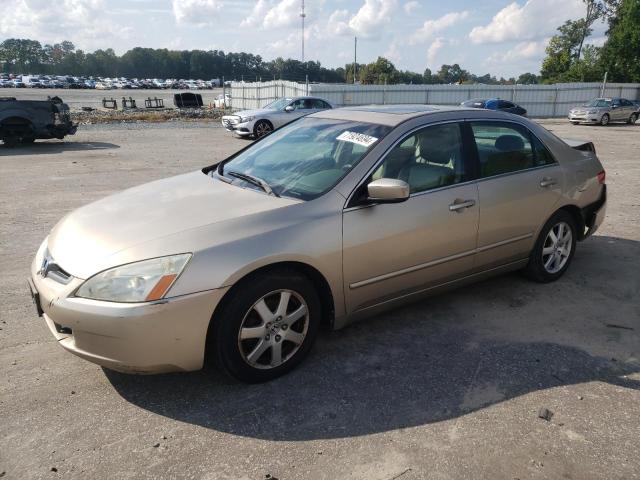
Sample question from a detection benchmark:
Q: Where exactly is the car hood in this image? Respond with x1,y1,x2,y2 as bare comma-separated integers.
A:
228,108,273,118
47,171,300,279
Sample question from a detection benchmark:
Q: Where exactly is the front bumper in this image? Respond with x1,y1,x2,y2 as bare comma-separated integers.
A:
568,113,600,123
221,117,253,136
29,244,228,374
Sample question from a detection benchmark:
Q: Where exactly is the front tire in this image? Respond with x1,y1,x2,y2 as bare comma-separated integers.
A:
209,270,321,383
524,210,577,283
253,120,273,138
600,114,610,126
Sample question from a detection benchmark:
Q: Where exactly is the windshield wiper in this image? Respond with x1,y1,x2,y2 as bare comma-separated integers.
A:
227,170,280,197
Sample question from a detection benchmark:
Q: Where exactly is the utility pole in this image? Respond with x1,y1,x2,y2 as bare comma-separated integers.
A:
353,37,357,84
300,0,306,62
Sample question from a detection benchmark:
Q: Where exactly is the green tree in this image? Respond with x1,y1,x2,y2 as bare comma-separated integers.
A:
517,72,539,84
359,57,398,84
599,0,640,82
436,64,469,84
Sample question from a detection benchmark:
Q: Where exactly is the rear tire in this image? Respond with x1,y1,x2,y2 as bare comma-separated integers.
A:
524,210,577,283
629,113,638,124
209,270,320,383
571,121,579,125
600,114,610,126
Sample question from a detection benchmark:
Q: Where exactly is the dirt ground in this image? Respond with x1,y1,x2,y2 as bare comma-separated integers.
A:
0,119,639,480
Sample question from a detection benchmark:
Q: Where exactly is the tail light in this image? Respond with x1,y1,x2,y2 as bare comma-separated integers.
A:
597,170,606,184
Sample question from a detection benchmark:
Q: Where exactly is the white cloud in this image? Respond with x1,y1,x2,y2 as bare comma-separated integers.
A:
410,10,469,44
172,0,223,26
469,0,585,44
0,0,131,50
426,37,445,68
263,0,301,29
487,40,547,63
327,9,352,36
404,1,419,14
348,0,397,38
240,0,270,27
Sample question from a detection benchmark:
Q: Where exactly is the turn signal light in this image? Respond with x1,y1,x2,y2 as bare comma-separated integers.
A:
145,274,178,301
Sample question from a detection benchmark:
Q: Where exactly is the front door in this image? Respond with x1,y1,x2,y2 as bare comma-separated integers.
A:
342,122,479,313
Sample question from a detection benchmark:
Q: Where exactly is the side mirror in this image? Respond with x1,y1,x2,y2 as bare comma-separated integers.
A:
284,105,294,112
367,178,410,204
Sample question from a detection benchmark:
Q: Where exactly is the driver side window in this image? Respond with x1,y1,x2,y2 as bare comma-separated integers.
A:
371,123,466,194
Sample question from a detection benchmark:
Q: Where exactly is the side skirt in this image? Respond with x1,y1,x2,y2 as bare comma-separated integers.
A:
333,258,529,330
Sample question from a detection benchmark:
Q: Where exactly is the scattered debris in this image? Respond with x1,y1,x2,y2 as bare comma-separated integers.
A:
102,98,117,110
81,107,95,112
265,475,279,480
174,92,203,109
152,443,160,448
161,435,167,440
71,391,75,395
145,97,165,109
606,323,634,331
538,407,553,421
50,467,58,472
578,395,584,400
72,108,224,125
122,97,137,109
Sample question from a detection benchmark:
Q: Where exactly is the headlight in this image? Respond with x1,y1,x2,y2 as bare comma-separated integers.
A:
240,116,254,123
75,254,191,302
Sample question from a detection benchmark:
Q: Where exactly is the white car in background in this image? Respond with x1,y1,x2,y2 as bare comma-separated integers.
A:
214,93,231,109
221,96,333,138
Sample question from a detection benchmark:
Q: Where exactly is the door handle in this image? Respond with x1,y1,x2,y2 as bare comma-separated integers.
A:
449,199,476,212
540,177,557,188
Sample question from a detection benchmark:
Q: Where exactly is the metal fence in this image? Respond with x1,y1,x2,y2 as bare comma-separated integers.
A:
231,81,640,117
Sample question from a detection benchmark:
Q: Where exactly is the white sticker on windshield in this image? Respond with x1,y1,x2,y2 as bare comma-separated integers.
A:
337,131,378,147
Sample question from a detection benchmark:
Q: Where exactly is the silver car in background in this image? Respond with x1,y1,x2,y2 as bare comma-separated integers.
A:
569,97,639,126
29,105,607,383
221,96,332,138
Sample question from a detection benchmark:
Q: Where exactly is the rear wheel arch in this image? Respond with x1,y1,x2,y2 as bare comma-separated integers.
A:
205,261,336,359
558,205,586,240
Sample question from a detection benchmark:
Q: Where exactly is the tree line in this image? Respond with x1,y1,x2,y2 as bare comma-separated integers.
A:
540,0,639,83
0,0,636,85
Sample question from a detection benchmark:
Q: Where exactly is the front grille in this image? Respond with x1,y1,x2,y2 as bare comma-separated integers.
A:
39,250,73,284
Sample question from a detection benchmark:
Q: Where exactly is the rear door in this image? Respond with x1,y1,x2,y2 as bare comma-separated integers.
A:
470,121,562,270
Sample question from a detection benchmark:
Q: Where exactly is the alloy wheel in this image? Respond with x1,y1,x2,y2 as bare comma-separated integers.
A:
237,289,309,369
255,122,272,137
542,221,573,274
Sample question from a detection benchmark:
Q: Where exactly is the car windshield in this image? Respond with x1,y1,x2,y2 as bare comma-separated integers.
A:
585,99,611,107
263,98,293,110
216,117,391,200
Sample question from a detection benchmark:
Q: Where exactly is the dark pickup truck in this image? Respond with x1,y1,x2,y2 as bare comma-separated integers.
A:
0,96,77,147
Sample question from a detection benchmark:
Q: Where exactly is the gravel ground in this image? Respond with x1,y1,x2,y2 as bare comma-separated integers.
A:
0,120,639,480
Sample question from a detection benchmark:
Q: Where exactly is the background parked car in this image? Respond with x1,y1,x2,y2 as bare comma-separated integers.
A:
461,98,527,116
568,98,638,126
222,96,333,138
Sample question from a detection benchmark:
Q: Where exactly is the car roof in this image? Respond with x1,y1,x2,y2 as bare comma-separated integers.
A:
310,104,476,126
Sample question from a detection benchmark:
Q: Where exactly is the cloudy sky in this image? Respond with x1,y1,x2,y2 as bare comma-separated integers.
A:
0,0,608,77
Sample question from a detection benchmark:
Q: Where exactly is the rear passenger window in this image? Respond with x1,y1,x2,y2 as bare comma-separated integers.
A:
371,123,466,194
531,135,556,166
471,122,535,178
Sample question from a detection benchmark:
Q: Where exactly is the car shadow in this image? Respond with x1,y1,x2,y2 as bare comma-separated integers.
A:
104,235,640,441
0,141,120,155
